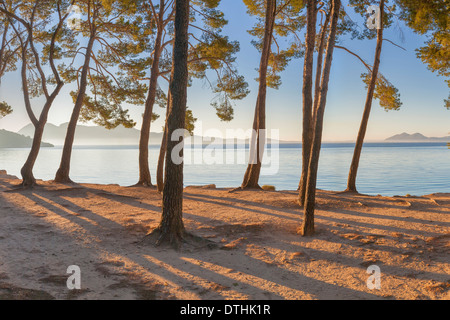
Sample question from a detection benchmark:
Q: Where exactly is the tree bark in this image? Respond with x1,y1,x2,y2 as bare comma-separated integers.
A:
152,0,190,248
156,120,168,193
312,12,331,122
346,0,385,193
17,39,38,187
54,34,96,183
20,123,45,187
21,89,62,187
156,88,171,193
301,0,341,236
241,0,276,190
298,0,318,205
136,0,165,187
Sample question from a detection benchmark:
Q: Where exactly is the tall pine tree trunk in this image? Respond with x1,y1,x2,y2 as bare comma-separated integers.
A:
346,0,385,192
54,35,96,183
301,0,341,236
137,0,165,187
312,13,331,122
298,0,317,204
241,0,276,190
149,0,190,248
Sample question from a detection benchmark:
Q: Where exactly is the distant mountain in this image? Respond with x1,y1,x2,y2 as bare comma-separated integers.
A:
18,123,162,146
0,129,53,148
386,132,450,142
17,123,292,146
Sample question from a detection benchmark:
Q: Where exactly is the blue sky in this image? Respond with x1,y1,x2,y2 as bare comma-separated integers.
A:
0,0,448,142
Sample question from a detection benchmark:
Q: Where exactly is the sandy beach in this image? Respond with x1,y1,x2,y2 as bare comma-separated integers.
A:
0,170,448,300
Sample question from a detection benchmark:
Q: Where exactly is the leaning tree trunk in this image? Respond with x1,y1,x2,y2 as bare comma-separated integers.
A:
20,123,45,187
301,0,341,236
15,9,66,188
156,88,171,193
149,0,190,249
156,120,168,193
54,35,95,183
137,1,165,187
21,94,62,187
346,0,385,193
17,39,39,187
298,0,318,205
241,0,276,190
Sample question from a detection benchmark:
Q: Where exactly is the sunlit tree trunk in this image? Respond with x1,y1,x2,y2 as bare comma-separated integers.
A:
54,34,96,183
312,12,331,121
298,0,317,205
137,0,166,187
301,0,341,236
7,7,67,187
21,94,62,187
346,0,385,193
156,120,168,193
241,0,276,190
17,38,39,187
151,0,190,248
156,88,171,193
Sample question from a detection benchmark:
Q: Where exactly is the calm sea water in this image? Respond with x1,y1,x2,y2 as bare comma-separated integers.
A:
0,142,449,196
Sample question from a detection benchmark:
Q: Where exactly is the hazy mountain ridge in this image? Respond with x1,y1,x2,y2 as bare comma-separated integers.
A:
17,123,289,146
385,132,450,142
18,123,162,146
0,129,53,148
9,124,450,146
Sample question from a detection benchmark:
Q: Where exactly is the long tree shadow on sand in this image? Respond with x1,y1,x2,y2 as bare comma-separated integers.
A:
0,180,448,299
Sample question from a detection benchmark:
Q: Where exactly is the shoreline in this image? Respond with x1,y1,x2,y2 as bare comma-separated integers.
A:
0,171,448,300
0,171,447,199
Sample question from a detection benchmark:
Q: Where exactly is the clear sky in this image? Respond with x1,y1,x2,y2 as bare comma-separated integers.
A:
0,0,448,142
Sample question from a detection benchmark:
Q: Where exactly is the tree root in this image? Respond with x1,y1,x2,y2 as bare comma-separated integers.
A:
228,185,263,193
3,182,36,192
139,227,218,251
53,177,74,184
131,181,156,188
340,188,359,194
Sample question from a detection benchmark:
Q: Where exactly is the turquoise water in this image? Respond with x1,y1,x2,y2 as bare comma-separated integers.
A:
0,142,449,196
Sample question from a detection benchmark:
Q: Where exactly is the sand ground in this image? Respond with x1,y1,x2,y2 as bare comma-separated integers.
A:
0,171,448,300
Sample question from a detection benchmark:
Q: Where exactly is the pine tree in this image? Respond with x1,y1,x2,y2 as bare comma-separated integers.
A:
345,0,402,193
396,0,449,109
298,0,318,205
145,0,191,249
54,0,146,183
0,0,18,81
135,0,249,188
0,0,77,187
241,0,305,190
300,0,341,236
